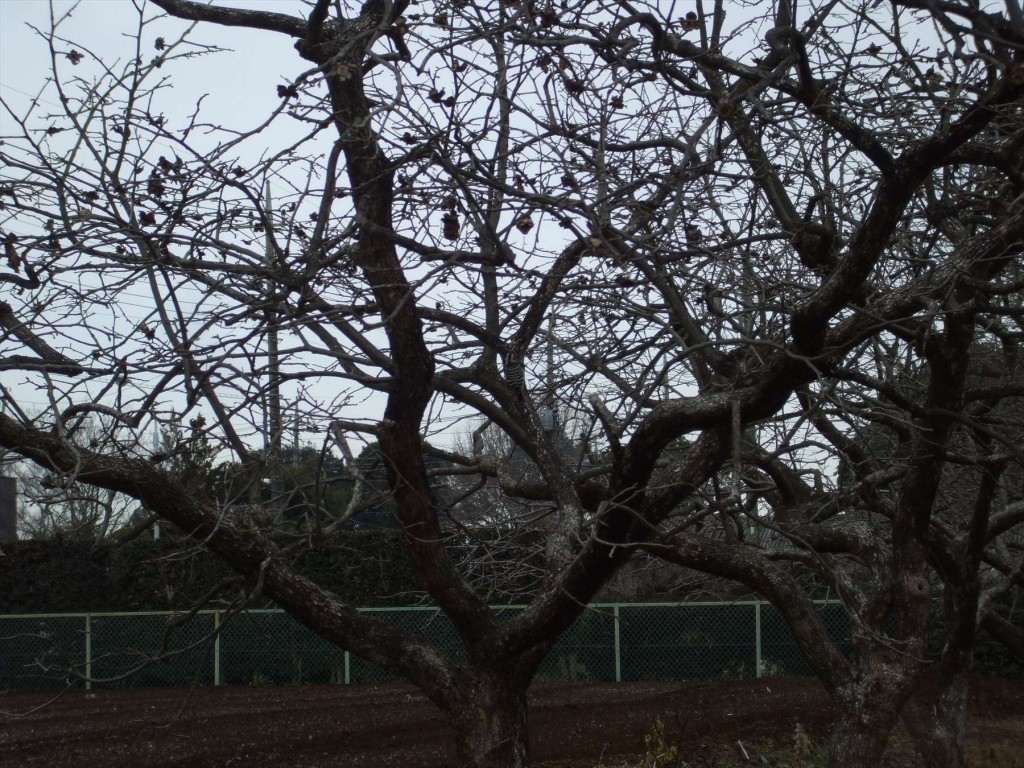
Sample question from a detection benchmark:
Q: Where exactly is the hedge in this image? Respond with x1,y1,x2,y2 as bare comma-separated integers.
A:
0,531,421,613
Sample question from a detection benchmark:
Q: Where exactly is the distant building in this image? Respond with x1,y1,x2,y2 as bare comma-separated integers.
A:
0,476,16,542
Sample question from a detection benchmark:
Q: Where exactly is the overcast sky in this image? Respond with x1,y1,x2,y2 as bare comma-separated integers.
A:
0,1,310,141
0,0,939,447
0,1,385,445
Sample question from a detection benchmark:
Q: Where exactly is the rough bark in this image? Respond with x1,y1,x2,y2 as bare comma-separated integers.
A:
451,676,531,768
903,669,970,768
828,676,914,768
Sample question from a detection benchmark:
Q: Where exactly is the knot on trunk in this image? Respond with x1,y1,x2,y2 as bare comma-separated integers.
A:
906,576,931,601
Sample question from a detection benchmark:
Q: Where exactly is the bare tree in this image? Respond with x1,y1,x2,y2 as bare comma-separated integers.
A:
1,1,1023,766
7,413,216,542
12,457,133,541
649,336,1024,768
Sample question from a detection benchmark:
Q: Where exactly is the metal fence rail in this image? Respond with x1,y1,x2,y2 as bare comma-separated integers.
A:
0,601,849,690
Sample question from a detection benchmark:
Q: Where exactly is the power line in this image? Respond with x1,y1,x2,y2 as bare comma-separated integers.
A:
0,81,60,108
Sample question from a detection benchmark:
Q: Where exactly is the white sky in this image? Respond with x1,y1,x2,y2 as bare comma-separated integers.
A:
0,0,955,454
0,1,398,450
0,0,761,453
1,1,308,146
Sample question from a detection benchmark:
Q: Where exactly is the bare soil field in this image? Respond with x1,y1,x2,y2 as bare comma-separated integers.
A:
1,676,1022,767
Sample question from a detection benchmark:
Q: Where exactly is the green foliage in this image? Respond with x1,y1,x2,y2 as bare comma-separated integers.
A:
291,531,420,605
207,446,357,532
0,539,107,612
277,446,354,529
248,670,273,686
0,531,422,613
163,416,220,498
105,538,232,611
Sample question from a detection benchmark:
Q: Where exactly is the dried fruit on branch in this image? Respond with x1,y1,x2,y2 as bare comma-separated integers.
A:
4,235,21,273
515,213,534,234
441,211,459,241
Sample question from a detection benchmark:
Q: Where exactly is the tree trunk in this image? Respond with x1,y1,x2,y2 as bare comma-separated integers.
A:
899,556,979,768
902,668,970,768
827,688,905,768
451,677,530,768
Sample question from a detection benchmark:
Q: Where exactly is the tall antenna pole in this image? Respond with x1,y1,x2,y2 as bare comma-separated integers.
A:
264,182,283,519
152,424,163,538
547,314,557,430
292,400,300,467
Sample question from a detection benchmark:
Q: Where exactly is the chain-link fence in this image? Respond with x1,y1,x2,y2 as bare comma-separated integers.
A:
0,601,849,690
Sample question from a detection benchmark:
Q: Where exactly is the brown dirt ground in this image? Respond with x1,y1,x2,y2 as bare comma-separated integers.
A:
1,676,1022,767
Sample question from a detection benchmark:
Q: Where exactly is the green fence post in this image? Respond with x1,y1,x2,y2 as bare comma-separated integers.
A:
213,610,221,686
344,650,350,684
754,602,762,679
613,605,622,683
84,614,92,691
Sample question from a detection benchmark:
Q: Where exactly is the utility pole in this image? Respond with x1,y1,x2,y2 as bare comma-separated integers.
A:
292,400,300,467
0,400,15,543
152,425,162,539
0,475,16,543
542,315,558,437
264,182,283,520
